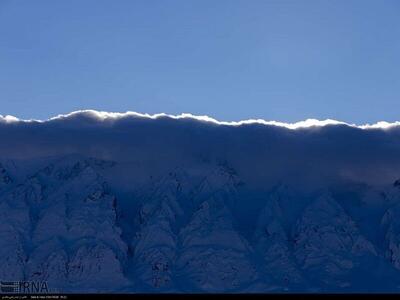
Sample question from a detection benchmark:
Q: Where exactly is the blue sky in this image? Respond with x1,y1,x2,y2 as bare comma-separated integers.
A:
0,0,399,123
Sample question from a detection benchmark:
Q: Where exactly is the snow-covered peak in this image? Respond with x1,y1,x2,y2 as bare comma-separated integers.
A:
33,155,114,182
293,194,377,288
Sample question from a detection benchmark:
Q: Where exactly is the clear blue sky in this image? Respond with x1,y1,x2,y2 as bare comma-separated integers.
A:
0,0,399,123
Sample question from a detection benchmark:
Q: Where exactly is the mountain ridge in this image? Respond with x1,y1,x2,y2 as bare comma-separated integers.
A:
1,154,400,292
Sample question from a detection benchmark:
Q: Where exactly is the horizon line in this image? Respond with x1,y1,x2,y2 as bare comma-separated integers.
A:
1,109,400,130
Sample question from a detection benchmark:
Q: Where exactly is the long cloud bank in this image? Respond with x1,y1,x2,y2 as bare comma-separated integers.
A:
1,110,400,188
1,110,400,129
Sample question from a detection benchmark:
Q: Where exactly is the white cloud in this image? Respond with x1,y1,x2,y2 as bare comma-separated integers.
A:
1,109,399,130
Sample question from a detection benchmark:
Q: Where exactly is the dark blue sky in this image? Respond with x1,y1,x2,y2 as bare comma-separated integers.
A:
1,0,399,123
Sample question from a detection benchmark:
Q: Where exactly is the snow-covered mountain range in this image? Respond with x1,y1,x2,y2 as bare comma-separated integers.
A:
1,155,400,293
1,111,400,293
